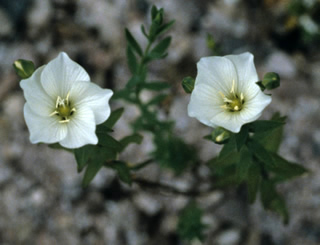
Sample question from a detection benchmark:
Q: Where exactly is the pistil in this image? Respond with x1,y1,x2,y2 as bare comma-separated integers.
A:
50,92,76,123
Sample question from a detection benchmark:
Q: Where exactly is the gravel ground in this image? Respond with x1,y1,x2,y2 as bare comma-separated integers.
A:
0,0,319,244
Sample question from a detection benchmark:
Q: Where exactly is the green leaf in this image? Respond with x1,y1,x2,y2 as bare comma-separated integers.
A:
153,135,197,174
74,145,95,172
253,114,286,153
119,133,143,151
82,147,117,187
219,135,237,159
260,180,289,224
270,153,308,182
97,133,123,152
157,20,175,36
140,81,170,91
248,139,276,168
177,201,205,241
148,37,172,59
236,146,253,184
250,120,285,133
147,94,168,106
13,59,35,79
82,159,104,188
151,5,158,20
108,161,132,185
246,159,261,203
235,125,249,151
182,76,195,94
141,24,149,39
102,108,124,128
125,28,143,56
127,46,138,74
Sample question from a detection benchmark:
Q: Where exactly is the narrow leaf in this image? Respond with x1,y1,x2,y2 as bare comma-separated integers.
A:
102,108,124,128
147,94,168,106
148,36,172,59
82,159,104,187
141,24,149,39
260,180,289,224
125,28,143,56
119,133,143,151
235,125,248,151
141,81,170,91
74,145,94,172
248,139,276,168
157,20,175,36
246,161,261,203
236,146,253,184
177,201,205,241
127,46,138,74
108,161,132,185
270,153,308,182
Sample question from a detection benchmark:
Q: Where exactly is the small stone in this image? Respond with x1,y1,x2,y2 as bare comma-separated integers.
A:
265,51,296,78
133,192,162,215
216,229,241,245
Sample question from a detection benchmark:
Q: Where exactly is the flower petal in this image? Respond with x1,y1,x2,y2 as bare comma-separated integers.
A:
69,81,113,125
242,93,272,121
196,56,238,95
210,111,245,133
225,52,259,94
59,106,97,149
188,83,223,127
40,52,90,98
24,104,68,144
20,66,54,116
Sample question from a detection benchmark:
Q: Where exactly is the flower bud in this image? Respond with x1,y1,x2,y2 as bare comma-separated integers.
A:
257,72,280,91
13,59,35,79
182,76,195,94
211,127,231,144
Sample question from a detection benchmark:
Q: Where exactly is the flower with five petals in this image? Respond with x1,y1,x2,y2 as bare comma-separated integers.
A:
20,52,113,148
188,52,272,133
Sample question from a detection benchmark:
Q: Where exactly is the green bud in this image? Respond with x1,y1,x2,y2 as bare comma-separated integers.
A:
182,76,195,94
206,34,216,52
154,9,163,25
262,72,280,90
211,127,231,144
13,59,35,79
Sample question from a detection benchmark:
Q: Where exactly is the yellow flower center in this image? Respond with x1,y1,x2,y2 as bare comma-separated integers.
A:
219,80,245,112
50,92,76,123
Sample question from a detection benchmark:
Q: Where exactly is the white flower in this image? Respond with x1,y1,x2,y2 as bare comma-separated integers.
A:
188,52,272,133
20,52,113,148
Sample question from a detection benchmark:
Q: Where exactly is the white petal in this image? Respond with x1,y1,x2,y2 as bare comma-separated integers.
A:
40,52,90,98
24,104,68,144
69,81,113,125
242,93,272,121
225,52,258,94
188,83,223,127
59,106,97,149
20,66,54,116
196,56,238,95
210,111,244,133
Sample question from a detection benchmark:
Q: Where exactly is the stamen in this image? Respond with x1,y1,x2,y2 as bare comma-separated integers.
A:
50,92,76,123
59,119,70,123
230,79,236,95
49,110,59,117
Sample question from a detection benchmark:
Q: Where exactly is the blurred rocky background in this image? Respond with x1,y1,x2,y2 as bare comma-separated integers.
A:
0,0,319,244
